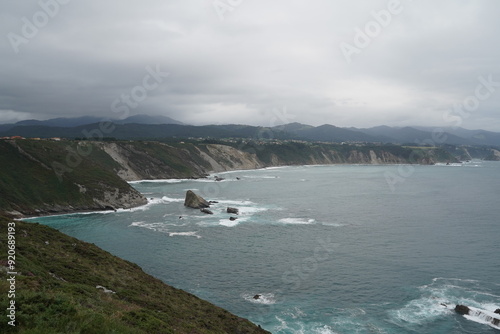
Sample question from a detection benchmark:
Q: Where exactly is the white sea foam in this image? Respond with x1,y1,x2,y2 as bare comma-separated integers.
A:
434,163,463,167
241,175,279,179
161,196,184,202
129,221,169,233
216,199,255,206
279,218,316,225
242,292,276,305
320,222,345,227
129,177,236,184
389,295,452,325
219,219,240,227
168,231,201,239
315,325,337,334
463,306,500,329
263,166,288,170
238,206,268,215
390,277,500,330
128,179,184,184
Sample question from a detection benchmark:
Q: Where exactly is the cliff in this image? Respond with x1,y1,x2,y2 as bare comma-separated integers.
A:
0,217,270,333
0,140,146,217
0,139,458,217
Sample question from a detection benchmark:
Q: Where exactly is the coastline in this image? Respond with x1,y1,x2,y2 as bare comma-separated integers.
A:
14,162,447,220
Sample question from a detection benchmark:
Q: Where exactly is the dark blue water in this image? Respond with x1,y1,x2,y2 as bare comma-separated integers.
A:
28,162,500,333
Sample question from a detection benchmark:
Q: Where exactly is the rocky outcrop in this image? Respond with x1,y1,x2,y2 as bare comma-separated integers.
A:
455,304,500,328
455,305,470,315
200,208,213,215
92,188,146,210
184,190,210,209
227,207,239,215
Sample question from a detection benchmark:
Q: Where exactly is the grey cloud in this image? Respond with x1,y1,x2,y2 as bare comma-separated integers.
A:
1,0,499,130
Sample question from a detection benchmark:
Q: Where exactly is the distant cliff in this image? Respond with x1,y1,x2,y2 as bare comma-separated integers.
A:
97,140,456,181
0,139,457,217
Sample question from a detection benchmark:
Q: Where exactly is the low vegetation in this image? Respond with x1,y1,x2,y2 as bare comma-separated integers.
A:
0,217,270,333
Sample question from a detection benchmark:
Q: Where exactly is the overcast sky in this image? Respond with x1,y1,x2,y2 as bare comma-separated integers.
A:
1,0,500,130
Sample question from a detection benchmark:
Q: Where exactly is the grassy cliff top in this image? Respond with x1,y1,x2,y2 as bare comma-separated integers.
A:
0,217,270,333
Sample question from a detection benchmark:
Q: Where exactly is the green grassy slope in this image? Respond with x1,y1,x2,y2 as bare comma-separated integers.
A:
0,140,146,216
0,217,270,333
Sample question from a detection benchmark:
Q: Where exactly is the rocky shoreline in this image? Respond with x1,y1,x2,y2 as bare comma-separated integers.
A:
1,139,459,218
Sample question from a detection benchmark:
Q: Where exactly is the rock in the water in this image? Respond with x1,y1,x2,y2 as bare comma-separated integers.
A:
229,217,237,221
227,207,239,215
455,305,470,315
200,208,213,215
495,308,500,315
214,176,225,182
184,190,210,209
253,294,261,300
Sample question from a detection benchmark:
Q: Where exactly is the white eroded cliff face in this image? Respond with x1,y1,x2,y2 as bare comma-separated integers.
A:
98,142,446,184
199,144,264,172
100,142,142,181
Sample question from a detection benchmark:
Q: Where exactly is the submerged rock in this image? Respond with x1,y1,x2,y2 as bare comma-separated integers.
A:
229,217,237,221
184,190,210,209
200,208,213,215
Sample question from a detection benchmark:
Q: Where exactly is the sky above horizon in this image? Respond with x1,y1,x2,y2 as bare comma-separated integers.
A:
1,0,500,130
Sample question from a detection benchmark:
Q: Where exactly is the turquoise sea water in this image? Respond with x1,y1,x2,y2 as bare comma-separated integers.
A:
29,162,500,333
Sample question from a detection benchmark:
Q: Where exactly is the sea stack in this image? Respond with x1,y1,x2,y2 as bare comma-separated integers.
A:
455,305,470,315
184,190,210,209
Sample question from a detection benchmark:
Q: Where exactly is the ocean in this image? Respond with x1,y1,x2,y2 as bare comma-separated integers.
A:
28,161,500,333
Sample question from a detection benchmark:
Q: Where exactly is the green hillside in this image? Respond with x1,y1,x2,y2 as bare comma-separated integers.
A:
0,140,146,216
0,217,270,333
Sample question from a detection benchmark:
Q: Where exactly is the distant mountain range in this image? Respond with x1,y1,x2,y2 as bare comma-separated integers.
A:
0,114,183,131
1,115,500,147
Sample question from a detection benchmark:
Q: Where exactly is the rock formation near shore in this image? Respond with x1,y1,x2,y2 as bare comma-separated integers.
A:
455,304,500,328
184,190,210,209
227,207,239,215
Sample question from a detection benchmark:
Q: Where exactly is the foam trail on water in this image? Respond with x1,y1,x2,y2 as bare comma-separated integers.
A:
219,219,239,227
168,231,201,239
129,221,169,233
128,179,184,184
279,218,316,225
161,196,184,202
